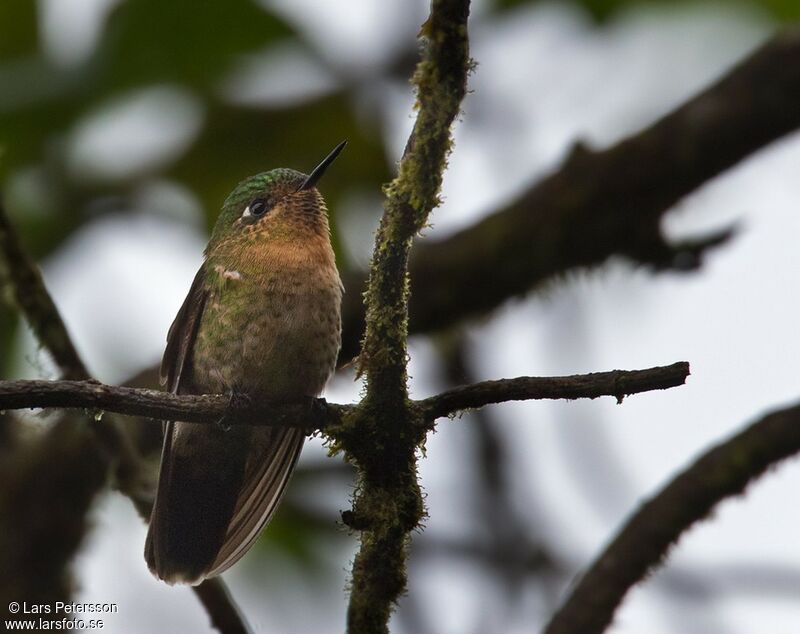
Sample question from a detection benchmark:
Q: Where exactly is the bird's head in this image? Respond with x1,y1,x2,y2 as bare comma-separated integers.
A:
207,141,346,251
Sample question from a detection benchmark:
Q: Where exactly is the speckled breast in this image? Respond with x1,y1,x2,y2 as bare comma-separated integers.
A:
192,265,342,400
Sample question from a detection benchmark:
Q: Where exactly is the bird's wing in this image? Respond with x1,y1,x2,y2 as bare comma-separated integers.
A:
146,266,213,582
206,425,306,577
146,265,306,584
160,266,209,393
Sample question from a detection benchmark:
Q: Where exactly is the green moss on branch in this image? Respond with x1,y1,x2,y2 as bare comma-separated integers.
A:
344,1,472,631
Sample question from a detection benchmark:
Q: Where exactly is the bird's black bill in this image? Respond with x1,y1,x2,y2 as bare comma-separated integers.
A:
298,140,347,191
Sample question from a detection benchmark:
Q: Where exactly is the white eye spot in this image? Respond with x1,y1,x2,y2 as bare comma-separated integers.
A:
242,205,252,218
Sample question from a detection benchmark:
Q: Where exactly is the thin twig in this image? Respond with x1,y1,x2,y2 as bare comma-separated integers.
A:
420,362,690,424
544,401,800,634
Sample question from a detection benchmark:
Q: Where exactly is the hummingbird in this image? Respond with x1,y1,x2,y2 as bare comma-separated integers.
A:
145,142,345,584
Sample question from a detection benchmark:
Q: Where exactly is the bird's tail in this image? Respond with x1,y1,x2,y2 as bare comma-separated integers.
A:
145,422,305,585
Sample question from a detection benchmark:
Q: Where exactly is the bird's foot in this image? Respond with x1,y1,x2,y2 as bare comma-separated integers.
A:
216,387,251,431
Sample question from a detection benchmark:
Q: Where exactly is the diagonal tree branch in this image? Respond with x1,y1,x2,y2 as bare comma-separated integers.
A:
0,362,689,429
193,580,252,634
338,27,800,363
0,203,88,381
0,201,248,634
544,401,800,634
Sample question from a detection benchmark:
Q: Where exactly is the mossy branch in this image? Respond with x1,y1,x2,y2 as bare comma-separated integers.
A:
345,2,471,630
544,400,800,634
357,0,472,392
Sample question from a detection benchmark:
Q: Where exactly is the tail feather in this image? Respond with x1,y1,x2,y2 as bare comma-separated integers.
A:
145,422,304,585
208,427,305,576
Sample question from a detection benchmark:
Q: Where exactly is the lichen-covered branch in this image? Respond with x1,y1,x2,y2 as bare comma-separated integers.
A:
342,1,472,632
544,401,800,634
419,362,690,424
0,362,687,429
357,0,472,391
337,27,800,363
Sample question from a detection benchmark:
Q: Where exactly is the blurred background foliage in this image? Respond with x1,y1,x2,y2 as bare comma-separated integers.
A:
0,0,390,255
1,0,798,632
3,0,796,264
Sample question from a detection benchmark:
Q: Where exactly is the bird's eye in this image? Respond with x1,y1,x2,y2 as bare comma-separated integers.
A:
244,198,269,219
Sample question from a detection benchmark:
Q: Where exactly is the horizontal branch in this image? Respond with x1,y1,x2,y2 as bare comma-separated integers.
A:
0,362,689,431
0,379,338,428
419,362,690,423
338,28,800,363
544,400,800,634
